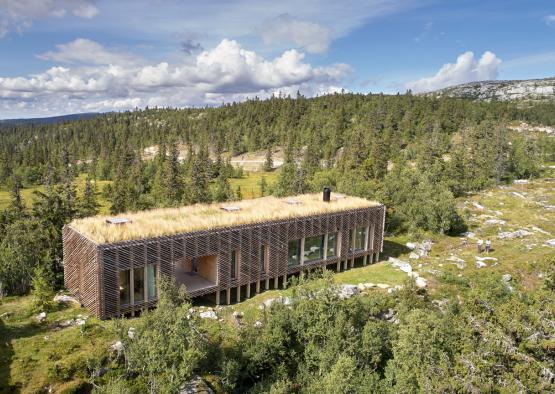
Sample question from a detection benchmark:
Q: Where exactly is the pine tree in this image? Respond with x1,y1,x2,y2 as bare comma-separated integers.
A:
30,265,54,313
259,176,268,197
10,175,24,214
79,176,100,217
213,172,233,202
263,145,274,172
235,186,243,201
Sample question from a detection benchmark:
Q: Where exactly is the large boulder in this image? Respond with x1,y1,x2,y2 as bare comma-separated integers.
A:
199,310,217,319
53,294,80,305
415,277,427,288
338,284,359,299
388,257,413,273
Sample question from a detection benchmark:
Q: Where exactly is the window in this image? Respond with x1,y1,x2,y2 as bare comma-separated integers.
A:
119,269,130,306
348,229,354,252
230,250,238,279
288,239,301,266
355,226,367,251
326,233,338,258
147,264,157,301
260,245,268,273
304,235,324,262
133,266,145,303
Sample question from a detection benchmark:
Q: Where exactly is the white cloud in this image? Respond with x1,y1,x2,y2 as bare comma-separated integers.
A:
0,38,351,117
406,51,502,93
258,14,333,54
37,38,141,66
545,15,555,25
0,0,98,37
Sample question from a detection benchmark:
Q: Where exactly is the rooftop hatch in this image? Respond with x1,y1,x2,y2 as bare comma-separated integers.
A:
221,206,241,212
106,217,131,225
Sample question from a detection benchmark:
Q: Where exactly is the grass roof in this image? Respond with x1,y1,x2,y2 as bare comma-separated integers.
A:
70,193,380,244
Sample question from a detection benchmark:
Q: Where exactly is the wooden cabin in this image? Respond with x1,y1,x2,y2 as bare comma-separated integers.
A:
62,191,385,318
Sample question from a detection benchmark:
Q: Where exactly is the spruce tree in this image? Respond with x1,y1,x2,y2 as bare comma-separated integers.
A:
79,176,100,217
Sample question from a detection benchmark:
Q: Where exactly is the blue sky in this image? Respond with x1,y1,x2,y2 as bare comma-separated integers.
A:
0,0,554,118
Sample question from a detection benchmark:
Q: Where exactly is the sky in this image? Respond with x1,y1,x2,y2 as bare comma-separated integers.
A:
0,0,554,118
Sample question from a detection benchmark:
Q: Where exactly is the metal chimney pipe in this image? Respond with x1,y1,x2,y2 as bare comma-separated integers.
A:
323,187,331,202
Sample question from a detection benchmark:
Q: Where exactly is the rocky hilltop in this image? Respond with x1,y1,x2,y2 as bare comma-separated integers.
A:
426,77,555,102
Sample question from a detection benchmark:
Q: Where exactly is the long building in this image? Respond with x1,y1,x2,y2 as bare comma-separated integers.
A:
63,190,386,319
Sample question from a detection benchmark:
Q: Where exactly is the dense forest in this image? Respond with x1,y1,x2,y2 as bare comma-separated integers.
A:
1,93,554,393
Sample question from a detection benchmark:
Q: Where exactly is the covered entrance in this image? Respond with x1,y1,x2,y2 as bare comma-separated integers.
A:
175,254,218,293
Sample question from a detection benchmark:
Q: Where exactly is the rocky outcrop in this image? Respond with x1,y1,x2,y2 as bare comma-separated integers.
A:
425,77,555,102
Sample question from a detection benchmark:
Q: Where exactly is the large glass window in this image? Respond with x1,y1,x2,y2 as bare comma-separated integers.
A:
119,269,130,306
133,267,145,303
288,239,301,266
304,235,324,262
354,226,367,251
326,233,338,258
260,245,267,273
147,264,157,301
348,229,354,252
230,250,238,279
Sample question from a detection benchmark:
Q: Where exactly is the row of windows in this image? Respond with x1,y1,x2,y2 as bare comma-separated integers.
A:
119,264,157,306
288,232,339,266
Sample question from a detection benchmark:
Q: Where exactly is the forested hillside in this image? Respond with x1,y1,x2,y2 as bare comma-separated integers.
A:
1,93,555,393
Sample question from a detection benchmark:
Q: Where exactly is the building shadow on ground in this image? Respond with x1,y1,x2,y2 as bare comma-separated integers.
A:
381,239,411,259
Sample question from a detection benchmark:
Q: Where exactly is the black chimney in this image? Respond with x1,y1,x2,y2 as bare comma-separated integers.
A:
323,187,331,202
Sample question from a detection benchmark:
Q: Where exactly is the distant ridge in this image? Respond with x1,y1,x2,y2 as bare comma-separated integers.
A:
0,112,100,126
424,76,555,102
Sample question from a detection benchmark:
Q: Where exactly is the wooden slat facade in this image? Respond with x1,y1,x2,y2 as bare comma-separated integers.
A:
63,204,386,319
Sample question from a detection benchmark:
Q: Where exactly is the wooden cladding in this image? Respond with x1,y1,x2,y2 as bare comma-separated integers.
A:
63,204,385,319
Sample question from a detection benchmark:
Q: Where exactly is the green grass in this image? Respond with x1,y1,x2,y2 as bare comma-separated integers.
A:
0,295,123,393
0,171,278,213
0,173,113,214
229,171,278,199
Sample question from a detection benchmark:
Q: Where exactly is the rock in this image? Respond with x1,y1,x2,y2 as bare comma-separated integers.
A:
545,239,555,247
53,294,80,305
199,310,217,319
446,255,465,267
472,201,485,210
484,219,506,225
111,340,124,353
75,318,86,326
281,297,292,306
406,242,416,250
232,311,244,319
94,367,109,378
338,284,359,299
511,191,527,199
127,327,135,339
0,312,13,319
376,283,390,289
180,375,214,394
415,277,427,288
475,261,487,268
463,231,476,239
36,312,47,323
361,282,375,289
530,226,550,235
498,229,533,239
409,252,420,259
502,274,512,282
388,257,413,273
59,319,74,328
357,283,366,291
513,179,529,184
254,320,263,328
263,298,276,308
44,336,49,341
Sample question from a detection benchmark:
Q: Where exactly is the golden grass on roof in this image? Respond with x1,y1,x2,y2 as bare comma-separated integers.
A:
70,193,380,244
